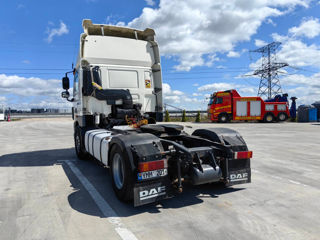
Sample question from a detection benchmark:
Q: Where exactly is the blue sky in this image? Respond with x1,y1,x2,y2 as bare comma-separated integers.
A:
0,0,320,110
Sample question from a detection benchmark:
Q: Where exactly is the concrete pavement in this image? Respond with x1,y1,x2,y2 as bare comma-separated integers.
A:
0,119,319,240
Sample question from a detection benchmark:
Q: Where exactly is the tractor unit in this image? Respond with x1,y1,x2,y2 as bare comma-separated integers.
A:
61,20,252,206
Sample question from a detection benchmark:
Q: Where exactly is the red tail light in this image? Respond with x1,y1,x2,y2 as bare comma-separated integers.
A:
234,151,253,159
138,159,167,172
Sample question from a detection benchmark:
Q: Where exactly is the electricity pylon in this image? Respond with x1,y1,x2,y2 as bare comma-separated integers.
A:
250,42,288,99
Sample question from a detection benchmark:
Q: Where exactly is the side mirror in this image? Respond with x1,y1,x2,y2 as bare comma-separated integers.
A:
62,76,70,90
61,91,70,99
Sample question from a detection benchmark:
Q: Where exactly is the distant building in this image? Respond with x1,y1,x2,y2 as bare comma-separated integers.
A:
31,108,45,113
46,108,59,113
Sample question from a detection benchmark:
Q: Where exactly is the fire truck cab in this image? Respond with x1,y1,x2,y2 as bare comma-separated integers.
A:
208,90,290,123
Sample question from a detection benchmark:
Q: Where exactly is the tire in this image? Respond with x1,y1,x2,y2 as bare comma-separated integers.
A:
74,126,89,160
110,144,134,201
263,113,274,123
277,112,288,122
218,113,228,123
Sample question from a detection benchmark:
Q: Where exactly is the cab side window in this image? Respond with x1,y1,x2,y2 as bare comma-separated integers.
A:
215,97,223,104
73,69,79,95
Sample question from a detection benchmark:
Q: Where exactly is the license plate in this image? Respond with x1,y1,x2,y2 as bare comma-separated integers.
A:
138,169,168,180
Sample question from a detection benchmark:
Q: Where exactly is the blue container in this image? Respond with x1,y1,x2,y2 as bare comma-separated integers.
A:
309,108,317,122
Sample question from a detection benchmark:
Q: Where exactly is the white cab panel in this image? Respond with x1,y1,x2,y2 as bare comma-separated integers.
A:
83,36,154,67
109,70,139,88
85,129,112,165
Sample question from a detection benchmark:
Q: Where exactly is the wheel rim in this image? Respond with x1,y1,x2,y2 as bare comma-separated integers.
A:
221,115,227,122
112,153,124,189
267,115,273,122
75,134,81,153
279,114,285,121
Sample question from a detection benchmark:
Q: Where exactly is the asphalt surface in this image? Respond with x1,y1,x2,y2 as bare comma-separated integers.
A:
0,118,319,240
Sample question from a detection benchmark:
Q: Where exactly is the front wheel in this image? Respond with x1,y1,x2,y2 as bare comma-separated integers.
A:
218,113,229,123
110,145,134,201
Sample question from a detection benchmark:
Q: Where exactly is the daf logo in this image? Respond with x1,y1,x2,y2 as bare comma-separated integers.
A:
139,186,166,200
230,172,248,181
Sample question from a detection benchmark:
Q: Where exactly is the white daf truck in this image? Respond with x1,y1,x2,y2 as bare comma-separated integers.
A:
61,20,252,206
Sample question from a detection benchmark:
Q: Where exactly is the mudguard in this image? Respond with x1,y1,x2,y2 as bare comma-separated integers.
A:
109,133,170,206
192,128,251,186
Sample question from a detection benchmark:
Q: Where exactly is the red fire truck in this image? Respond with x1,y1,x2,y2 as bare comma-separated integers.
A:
207,90,290,123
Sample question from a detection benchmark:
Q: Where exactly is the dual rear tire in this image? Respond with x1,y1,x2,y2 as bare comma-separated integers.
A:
109,145,134,201
74,127,133,201
263,112,288,123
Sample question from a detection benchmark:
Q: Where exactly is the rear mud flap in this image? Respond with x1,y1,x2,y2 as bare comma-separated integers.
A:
227,168,251,186
133,179,171,207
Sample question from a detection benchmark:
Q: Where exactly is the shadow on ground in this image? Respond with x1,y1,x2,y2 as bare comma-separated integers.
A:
0,148,244,218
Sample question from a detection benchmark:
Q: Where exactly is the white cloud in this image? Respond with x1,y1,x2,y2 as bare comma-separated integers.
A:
266,18,276,26
289,18,320,38
46,21,69,43
126,0,309,71
145,0,155,6
17,4,25,9
22,60,30,64
0,74,71,109
198,83,238,92
227,51,240,58
255,39,267,47
192,83,199,87
162,83,204,109
252,19,320,69
274,37,320,68
216,65,226,69
0,96,6,104
281,73,320,104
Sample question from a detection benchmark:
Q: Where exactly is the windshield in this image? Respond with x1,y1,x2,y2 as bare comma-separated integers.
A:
208,97,214,105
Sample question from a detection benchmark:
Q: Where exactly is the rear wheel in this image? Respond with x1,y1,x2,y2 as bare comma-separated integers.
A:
74,126,89,160
277,112,288,122
218,113,229,123
263,113,274,123
110,145,134,201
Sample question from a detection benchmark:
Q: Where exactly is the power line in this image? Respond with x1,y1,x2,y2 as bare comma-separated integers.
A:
0,68,69,70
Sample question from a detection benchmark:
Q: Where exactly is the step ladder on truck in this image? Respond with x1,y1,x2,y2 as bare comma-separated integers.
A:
207,89,290,123
61,20,253,206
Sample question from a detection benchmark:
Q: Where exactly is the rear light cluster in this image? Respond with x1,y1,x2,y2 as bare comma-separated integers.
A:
234,151,253,159
138,159,168,172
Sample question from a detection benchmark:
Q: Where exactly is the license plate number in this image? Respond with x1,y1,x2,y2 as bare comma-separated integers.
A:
138,169,168,180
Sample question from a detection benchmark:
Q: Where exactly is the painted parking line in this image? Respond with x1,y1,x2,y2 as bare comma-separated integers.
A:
252,169,308,187
64,160,138,240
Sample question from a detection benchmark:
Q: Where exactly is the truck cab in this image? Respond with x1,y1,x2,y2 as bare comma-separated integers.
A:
62,19,163,128
208,90,240,122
